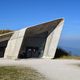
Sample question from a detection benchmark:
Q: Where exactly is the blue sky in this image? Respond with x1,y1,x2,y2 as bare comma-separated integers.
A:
0,0,80,54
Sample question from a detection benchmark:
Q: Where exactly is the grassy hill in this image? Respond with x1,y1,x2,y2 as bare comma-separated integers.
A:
54,48,80,59
54,48,70,59
0,30,13,35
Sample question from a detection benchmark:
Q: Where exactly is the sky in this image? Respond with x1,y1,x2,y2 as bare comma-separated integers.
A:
0,0,80,55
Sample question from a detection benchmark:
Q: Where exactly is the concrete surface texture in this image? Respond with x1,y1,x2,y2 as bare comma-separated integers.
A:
0,59,80,80
4,28,26,59
43,19,64,58
3,18,64,59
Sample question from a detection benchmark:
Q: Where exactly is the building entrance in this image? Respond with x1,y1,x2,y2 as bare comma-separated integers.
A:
18,32,48,59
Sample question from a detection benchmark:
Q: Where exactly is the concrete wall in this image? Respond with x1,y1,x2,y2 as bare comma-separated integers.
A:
4,28,26,59
3,19,64,59
43,20,64,58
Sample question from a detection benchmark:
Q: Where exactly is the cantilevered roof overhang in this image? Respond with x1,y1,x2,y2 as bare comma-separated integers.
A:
25,18,64,36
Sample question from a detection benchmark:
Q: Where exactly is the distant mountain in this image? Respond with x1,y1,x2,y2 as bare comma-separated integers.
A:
60,46,80,56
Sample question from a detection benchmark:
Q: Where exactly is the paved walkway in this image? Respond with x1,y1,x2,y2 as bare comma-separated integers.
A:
0,58,80,80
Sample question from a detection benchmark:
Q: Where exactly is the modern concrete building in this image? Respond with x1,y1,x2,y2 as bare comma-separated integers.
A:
0,18,64,59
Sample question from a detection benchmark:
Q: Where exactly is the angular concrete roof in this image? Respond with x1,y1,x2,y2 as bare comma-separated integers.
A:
0,18,64,41
25,18,64,35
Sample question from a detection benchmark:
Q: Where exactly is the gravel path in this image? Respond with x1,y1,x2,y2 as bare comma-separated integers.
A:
0,58,80,80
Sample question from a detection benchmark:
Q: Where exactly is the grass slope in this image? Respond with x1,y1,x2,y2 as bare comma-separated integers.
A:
0,30,12,34
60,56,80,60
0,66,46,80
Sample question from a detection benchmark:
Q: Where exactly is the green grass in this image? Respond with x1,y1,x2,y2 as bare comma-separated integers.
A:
59,56,80,60
0,66,46,80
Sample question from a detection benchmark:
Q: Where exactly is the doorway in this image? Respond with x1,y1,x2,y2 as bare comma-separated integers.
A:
18,31,48,59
